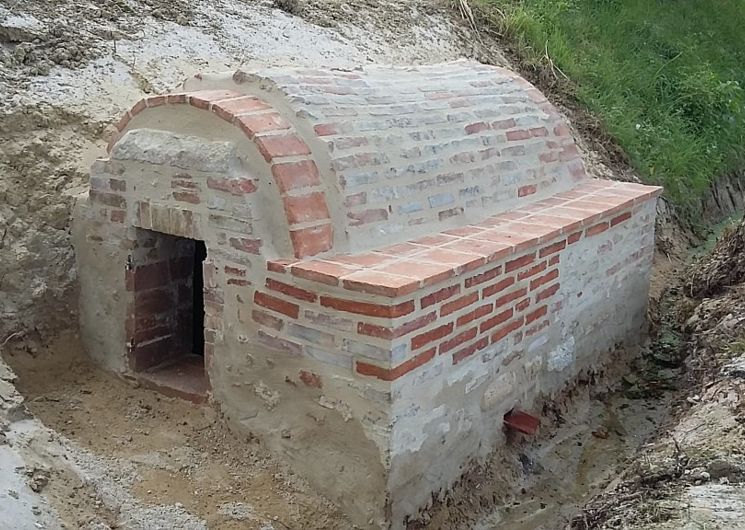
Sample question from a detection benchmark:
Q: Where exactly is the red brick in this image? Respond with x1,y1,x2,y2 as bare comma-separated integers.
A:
271,160,321,193
479,308,513,333
465,265,502,288
290,224,333,258
536,283,560,302
283,192,330,224
494,287,527,308
491,317,524,343
525,305,548,325
568,231,582,244
515,298,530,312
492,118,517,130
549,255,560,266
110,210,126,223
266,278,317,303
539,239,567,258
530,269,559,291
482,276,516,298
441,293,479,317
252,309,284,331
505,252,535,273
421,284,460,309
227,278,251,287
207,176,257,195
320,296,414,318
452,337,489,365
506,129,530,141
255,134,311,161
517,261,547,281
267,260,291,274
229,237,262,254
412,323,454,350
465,122,490,134
313,123,337,136
172,191,200,204
526,319,550,337
518,184,537,197
211,96,270,119
299,370,323,388
356,347,436,381
456,303,493,327
585,221,610,237
224,265,247,277
611,211,632,227
358,312,437,340
236,112,290,137
254,291,299,319
439,327,478,354
347,208,388,226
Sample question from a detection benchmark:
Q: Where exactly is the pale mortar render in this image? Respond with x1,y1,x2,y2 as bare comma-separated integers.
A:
71,60,663,529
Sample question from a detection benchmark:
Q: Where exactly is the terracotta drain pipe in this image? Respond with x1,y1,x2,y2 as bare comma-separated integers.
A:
504,408,540,435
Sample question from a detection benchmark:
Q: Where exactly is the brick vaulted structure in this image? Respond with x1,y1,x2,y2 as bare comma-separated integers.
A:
72,61,662,528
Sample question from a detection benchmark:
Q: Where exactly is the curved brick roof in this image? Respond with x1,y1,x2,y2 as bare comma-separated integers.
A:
109,60,588,260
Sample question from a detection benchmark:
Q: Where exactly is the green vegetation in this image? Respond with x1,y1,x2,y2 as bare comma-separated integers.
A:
475,0,745,208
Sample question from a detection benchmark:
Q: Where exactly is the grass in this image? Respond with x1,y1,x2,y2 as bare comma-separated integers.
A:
472,0,745,210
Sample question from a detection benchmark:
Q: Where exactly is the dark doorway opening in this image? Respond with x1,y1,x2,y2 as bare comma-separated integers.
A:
128,229,209,402
192,240,207,357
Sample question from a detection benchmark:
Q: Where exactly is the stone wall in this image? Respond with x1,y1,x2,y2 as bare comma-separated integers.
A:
72,61,662,529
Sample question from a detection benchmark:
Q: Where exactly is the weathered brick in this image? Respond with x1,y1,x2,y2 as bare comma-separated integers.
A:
506,129,530,141
207,176,257,195
254,291,299,319
257,330,303,355
229,237,262,254
518,184,537,197
304,310,354,332
288,323,335,348
299,370,323,388
412,323,454,350
172,191,200,204
347,208,388,226
90,190,127,209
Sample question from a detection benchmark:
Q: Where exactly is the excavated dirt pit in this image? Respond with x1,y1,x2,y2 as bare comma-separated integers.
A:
3,328,674,529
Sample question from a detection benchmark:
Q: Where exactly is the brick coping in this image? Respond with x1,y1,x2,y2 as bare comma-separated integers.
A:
267,179,662,297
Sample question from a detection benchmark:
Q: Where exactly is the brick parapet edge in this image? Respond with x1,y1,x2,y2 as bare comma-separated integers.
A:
107,90,334,259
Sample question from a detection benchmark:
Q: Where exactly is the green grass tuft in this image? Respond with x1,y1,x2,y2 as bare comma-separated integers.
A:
477,0,745,208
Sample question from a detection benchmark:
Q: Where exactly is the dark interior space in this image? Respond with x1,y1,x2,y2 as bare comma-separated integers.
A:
192,240,206,357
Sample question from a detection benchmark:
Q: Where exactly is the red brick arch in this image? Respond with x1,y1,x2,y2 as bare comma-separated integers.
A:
109,90,333,259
